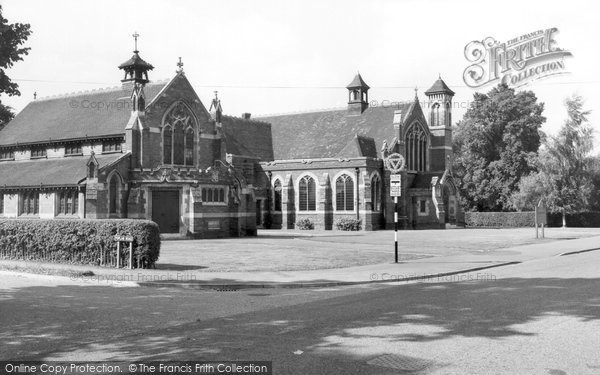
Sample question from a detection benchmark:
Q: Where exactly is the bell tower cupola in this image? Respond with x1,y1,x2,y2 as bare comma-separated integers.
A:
424,75,454,128
346,73,370,115
118,32,154,112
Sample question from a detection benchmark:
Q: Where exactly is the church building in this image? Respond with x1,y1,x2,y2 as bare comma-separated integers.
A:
256,74,463,230
0,40,463,236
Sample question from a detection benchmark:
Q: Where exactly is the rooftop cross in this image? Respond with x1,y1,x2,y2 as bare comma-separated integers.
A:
177,57,184,73
132,31,140,52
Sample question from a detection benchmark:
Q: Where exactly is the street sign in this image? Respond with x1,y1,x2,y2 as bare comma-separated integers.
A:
390,174,402,197
536,200,547,224
384,153,405,173
114,235,134,242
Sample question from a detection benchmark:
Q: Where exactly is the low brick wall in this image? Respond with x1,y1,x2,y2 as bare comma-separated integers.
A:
465,212,535,228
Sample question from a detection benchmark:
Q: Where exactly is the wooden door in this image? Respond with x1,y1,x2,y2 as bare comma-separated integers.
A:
152,190,180,233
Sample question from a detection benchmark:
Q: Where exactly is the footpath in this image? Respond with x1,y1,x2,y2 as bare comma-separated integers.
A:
1,235,598,289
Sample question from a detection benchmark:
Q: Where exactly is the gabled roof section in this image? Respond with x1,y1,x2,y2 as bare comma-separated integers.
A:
346,73,370,89
222,115,274,161
257,103,412,160
411,172,443,189
337,134,378,158
0,81,168,146
0,153,129,189
424,77,455,96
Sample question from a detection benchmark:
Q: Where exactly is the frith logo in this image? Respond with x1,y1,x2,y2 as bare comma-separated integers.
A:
463,28,572,88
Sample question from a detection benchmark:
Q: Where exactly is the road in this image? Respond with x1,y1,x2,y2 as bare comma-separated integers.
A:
2,251,600,374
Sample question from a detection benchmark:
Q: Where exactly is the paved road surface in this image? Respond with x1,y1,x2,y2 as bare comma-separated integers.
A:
2,251,600,374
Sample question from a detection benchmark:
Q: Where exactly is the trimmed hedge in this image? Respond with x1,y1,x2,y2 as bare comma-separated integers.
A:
0,219,160,268
296,218,314,230
335,218,362,231
547,212,600,227
465,212,535,228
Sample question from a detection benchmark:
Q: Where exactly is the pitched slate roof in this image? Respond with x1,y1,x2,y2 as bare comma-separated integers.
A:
222,115,274,161
346,73,370,89
0,153,129,189
424,77,455,95
256,103,411,160
0,82,167,146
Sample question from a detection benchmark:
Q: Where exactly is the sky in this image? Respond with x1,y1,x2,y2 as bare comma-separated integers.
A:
2,0,599,147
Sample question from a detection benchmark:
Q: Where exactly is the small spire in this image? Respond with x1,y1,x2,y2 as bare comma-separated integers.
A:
33,91,37,100
132,31,140,53
214,91,219,100
438,73,441,79
414,86,419,98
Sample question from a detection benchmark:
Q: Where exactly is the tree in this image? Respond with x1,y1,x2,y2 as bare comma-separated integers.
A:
511,95,595,226
452,84,545,211
0,5,31,129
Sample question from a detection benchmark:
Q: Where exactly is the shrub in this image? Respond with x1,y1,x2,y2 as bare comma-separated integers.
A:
296,218,314,230
0,219,160,268
335,218,362,231
465,212,535,228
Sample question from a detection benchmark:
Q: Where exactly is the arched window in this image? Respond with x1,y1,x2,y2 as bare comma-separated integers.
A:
163,102,196,166
109,175,119,214
431,103,440,126
335,174,354,211
406,123,427,172
273,179,282,211
185,128,194,166
299,176,316,211
173,125,184,165
163,126,172,164
371,174,382,212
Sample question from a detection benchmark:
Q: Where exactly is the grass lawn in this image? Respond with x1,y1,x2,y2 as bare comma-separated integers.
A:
155,227,600,272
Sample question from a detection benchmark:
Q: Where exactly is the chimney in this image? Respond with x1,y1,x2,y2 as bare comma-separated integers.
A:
242,113,251,120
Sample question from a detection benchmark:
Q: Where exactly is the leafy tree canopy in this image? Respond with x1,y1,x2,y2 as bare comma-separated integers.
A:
511,95,595,220
0,5,31,129
452,84,546,211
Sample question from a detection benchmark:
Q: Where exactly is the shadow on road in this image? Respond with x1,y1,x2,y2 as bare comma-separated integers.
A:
2,276,600,372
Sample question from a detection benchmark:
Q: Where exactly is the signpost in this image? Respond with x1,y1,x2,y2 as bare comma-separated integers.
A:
385,153,405,263
534,200,547,239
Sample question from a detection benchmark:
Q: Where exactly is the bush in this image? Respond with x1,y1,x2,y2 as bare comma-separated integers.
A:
296,218,314,230
465,212,535,228
335,218,362,231
0,219,160,268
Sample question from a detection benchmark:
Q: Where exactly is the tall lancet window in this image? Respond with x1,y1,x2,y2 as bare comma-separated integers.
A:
162,102,196,166
405,123,428,172
431,103,440,126
185,128,194,166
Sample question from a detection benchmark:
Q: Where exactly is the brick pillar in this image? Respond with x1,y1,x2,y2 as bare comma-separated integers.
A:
320,173,332,230
362,170,373,230
281,174,295,229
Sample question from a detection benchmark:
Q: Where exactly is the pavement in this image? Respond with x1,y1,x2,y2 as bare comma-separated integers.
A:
1,234,598,290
